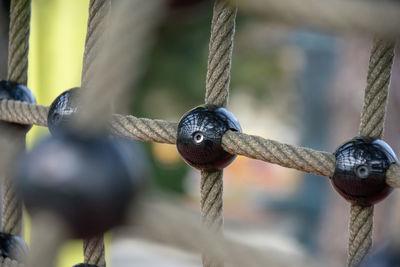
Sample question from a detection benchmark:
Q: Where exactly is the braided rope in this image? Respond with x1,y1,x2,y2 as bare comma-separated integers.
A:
347,39,395,267
7,0,30,84
2,0,31,238
222,131,335,177
0,257,24,267
81,0,111,89
80,0,111,264
386,163,400,188
240,0,400,38
83,236,105,267
200,1,236,266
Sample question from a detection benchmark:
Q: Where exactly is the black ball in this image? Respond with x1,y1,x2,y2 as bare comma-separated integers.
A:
72,264,98,267
47,88,79,135
176,104,241,171
331,136,397,206
0,80,36,133
17,132,148,238
0,232,28,262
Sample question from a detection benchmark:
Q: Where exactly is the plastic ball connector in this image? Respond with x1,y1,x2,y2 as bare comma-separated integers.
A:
176,104,241,171
0,80,36,133
17,132,148,238
331,136,397,206
47,88,79,135
0,232,28,262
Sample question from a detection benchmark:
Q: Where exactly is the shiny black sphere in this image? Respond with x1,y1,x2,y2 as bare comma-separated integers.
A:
0,80,36,133
176,104,241,171
72,264,98,267
331,136,397,206
48,88,79,135
17,133,148,238
0,233,28,262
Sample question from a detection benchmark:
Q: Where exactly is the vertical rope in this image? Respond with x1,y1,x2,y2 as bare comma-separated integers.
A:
2,0,31,238
347,39,395,267
81,0,111,89
201,1,236,267
80,0,111,266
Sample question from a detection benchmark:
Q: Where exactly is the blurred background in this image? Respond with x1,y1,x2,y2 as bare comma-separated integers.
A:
1,0,400,266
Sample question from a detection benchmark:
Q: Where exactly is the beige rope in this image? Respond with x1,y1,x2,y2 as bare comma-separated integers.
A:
0,257,24,267
222,131,335,177
129,200,319,267
83,235,105,267
2,0,31,239
80,0,111,265
200,1,236,266
81,0,111,89
0,100,337,177
7,0,30,84
75,0,165,132
238,0,400,38
386,163,400,188
347,39,395,267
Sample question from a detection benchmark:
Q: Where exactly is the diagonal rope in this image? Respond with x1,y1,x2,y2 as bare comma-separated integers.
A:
2,0,31,240
80,1,111,266
201,1,236,267
347,39,395,267
83,235,105,267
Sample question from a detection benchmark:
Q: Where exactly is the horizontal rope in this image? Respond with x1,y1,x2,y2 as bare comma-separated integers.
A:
238,0,400,38
5,100,400,185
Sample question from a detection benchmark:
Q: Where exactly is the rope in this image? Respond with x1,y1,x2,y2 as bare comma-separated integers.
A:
75,0,165,132
2,0,31,239
130,201,317,267
7,0,30,84
83,236,105,267
222,131,335,177
347,39,395,267
0,100,48,126
239,0,400,38
386,163,400,188
200,1,236,266
80,0,111,265
205,0,236,107
0,257,24,267
81,0,111,89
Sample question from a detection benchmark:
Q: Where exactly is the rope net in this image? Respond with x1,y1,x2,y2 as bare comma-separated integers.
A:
0,0,399,266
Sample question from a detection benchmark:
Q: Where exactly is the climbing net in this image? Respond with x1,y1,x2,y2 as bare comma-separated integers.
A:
0,0,400,267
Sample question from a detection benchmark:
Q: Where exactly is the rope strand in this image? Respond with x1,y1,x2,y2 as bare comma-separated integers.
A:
347,39,396,267
2,0,31,240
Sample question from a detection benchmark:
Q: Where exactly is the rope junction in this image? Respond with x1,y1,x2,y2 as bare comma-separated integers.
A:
1,0,400,266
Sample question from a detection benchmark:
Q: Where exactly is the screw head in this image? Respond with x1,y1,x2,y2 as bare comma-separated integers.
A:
331,136,397,206
176,104,241,171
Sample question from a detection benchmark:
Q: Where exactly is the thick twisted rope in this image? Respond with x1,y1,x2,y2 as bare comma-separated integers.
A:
7,0,30,84
0,257,24,267
347,39,395,267
83,235,105,267
2,0,31,239
238,0,400,38
222,131,335,177
200,1,236,266
81,0,111,89
80,0,111,265
130,201,318,267
0,100,336,176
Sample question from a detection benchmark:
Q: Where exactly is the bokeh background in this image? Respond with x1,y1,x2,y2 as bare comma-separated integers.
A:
1,0,400,266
